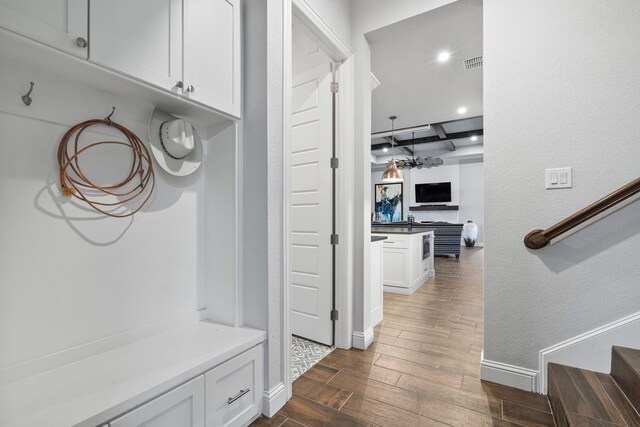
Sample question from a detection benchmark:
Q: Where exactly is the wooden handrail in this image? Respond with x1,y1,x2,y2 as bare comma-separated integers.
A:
524,177,640,249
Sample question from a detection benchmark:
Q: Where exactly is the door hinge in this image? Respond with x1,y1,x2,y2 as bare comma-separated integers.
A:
330,157,339,169
330,234,339,245
330,309,339,321
330,82,339,93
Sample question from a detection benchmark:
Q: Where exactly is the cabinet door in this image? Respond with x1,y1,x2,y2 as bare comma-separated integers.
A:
0,0,88,57
110,376,205,427
205,345,263,427
382,247,410,288
183,0,241,117
89,0,182,90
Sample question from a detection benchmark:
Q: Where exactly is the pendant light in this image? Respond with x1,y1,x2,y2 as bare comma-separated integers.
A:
381,115,404,183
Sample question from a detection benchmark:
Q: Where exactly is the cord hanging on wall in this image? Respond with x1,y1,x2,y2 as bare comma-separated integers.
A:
57,109,156,218
21,82,35,106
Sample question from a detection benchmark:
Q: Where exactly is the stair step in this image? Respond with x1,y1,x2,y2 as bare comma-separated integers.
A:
612,346,640,414
548,363,634,427
595,372,640,427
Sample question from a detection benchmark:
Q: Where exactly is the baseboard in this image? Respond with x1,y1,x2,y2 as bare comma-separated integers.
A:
538,311,640,394
352,327,374,350
262,382,287,417
481,351,538,392
460,243,484,247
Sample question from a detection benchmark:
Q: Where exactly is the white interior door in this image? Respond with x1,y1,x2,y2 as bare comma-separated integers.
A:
290,63,334,346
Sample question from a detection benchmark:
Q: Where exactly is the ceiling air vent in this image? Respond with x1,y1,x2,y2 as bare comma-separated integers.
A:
463,55,483,70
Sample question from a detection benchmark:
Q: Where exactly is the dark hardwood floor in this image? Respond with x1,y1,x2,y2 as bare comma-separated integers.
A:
253,248,555,427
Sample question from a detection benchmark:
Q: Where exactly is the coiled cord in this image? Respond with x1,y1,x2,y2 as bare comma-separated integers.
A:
57,119,155,218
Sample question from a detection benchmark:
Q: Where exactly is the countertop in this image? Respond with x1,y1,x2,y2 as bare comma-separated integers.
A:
371,235,388,242
371,226,434,235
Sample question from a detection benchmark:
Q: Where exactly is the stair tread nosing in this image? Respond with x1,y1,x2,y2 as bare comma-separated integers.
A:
612,346,640,414
548,363,627,426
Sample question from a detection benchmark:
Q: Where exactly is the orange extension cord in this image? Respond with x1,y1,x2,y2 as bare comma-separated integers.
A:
57,118,155,218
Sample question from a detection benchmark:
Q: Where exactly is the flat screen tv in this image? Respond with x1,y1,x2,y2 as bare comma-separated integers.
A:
415,182,452,204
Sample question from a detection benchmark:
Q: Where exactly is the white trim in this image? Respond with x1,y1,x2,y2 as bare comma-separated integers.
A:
262,382,287,417
352,327,374,350
235,121,243,327
461,243,484,248
335,57,355,349
480,351,538,392
538,311,640,394
370,72,381,91
283,0,294,401
291,0,352,61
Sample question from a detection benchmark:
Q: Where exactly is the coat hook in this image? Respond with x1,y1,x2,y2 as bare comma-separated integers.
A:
105,106,116,125
21,82,35,106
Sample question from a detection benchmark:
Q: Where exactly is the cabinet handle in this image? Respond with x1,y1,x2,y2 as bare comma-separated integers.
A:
227,388,250,404
75,37,88,48
175,81,184,89
384,241,395,244
185,84,195,93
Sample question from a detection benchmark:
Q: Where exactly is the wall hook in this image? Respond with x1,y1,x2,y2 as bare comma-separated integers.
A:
105,106,116,125
21,82,35,106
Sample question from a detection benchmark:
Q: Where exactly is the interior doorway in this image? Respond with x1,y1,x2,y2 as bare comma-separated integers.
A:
289,18,336,385
283,0,354,400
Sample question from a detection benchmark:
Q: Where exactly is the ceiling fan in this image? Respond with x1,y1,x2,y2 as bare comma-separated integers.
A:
396,132,444,170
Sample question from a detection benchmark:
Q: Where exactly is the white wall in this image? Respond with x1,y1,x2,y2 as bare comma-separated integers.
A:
0,59,235,376
370,161,484,244
484,0,640,374
304,0,351,48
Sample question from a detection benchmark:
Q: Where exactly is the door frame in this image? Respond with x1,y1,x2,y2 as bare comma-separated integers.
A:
284,0,354,399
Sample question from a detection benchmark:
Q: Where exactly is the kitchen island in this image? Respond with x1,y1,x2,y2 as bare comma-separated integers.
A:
371,226,435,295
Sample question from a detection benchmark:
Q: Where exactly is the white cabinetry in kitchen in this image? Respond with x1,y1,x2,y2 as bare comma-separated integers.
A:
370,238,385,327
373,231,435,295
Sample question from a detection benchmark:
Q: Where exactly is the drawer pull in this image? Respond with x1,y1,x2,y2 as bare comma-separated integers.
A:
384,241,395,244
227,388,250,404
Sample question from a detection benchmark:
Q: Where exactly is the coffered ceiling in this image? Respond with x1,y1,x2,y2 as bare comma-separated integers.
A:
368,0,483,161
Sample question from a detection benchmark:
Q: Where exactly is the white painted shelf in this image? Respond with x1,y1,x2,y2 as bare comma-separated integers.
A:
0,321,265,427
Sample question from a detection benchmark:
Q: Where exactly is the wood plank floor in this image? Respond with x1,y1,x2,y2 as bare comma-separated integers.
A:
252,248,555,427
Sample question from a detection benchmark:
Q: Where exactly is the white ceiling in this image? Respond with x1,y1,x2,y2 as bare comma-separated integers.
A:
368,0,483,134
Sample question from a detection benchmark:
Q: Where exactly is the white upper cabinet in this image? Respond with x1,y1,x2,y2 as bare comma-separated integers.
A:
0,0,88,57
89,0,241,118
89,0,183,91
183,0,241,117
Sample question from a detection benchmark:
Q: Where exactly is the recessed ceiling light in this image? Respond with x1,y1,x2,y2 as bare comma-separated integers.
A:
382,147,389,152
437,51,451,62
457,106,467,114
471,135,478,142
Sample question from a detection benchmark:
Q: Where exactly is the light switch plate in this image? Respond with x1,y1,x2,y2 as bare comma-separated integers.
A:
546,167,572,189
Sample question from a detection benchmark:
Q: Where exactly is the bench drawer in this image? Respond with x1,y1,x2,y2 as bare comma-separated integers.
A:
205,345,263,427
